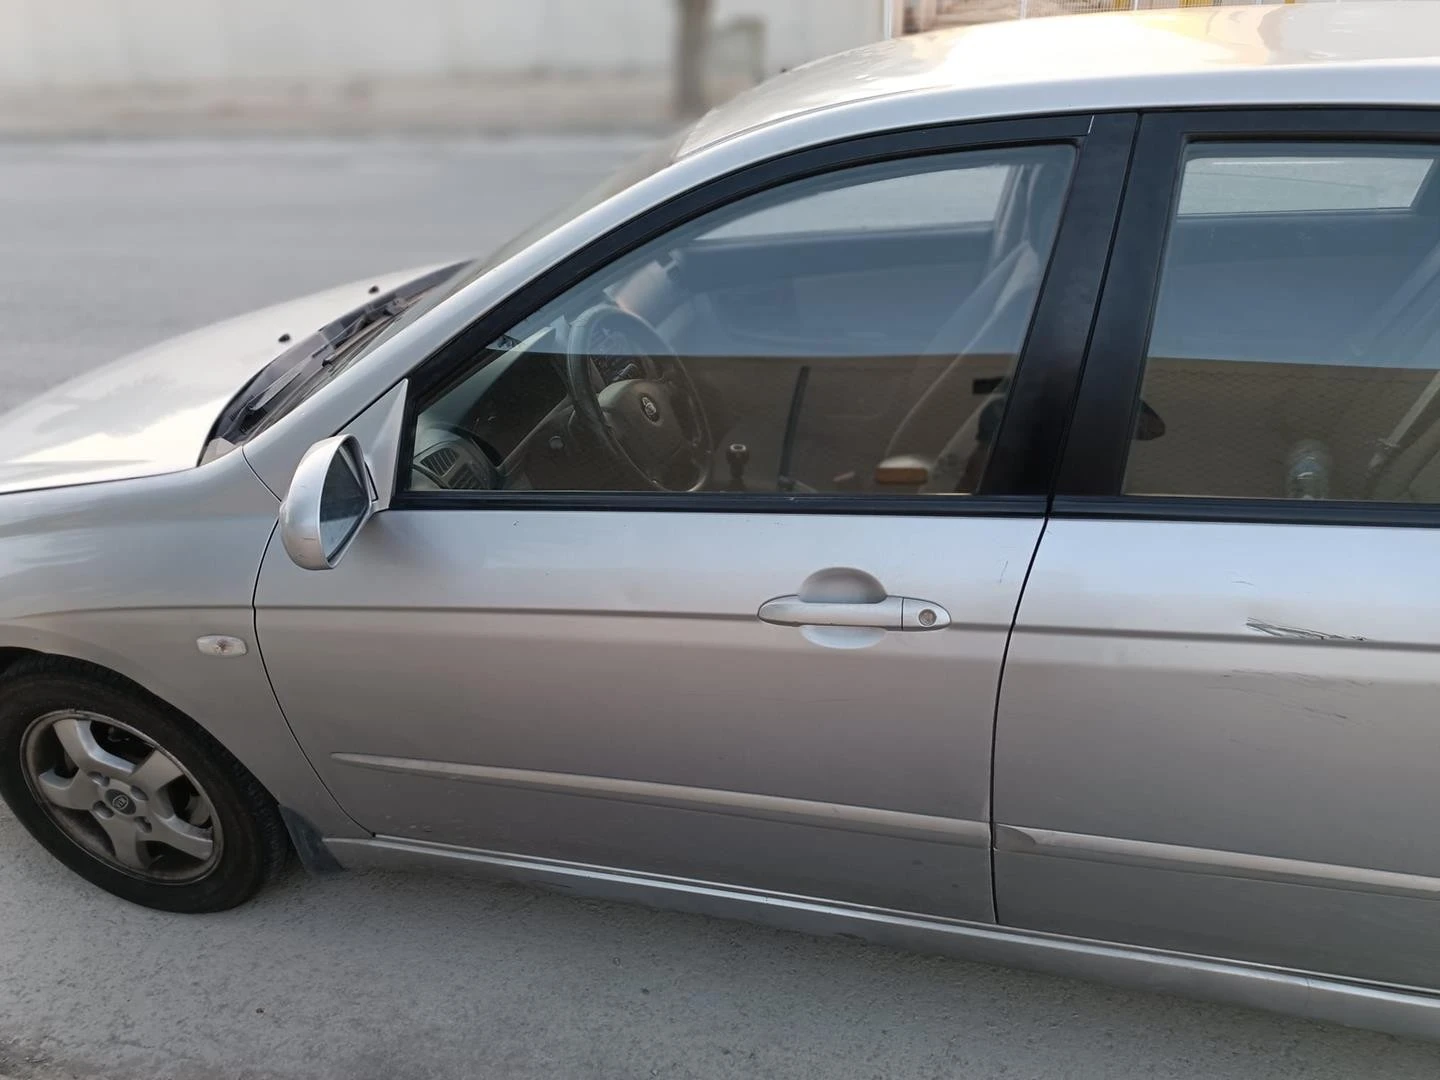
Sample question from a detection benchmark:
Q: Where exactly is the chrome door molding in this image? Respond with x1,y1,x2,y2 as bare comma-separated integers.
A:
332,753,990,846
324,833,1440,1043
997,825,1440,902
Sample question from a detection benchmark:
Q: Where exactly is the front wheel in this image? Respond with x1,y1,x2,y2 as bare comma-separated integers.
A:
0,660,288,912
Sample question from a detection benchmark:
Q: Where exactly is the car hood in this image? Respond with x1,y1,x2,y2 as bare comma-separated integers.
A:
0,265,449,496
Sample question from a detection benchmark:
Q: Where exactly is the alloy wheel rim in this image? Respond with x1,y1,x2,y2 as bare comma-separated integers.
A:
20,710,222,883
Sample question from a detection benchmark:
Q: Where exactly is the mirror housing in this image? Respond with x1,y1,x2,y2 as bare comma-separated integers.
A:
279,434,375,571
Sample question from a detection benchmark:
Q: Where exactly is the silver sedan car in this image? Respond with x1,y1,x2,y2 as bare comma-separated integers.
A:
7,2,1440,1041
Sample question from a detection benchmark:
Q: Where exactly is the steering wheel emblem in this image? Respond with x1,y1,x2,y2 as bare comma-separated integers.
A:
638,394,662,424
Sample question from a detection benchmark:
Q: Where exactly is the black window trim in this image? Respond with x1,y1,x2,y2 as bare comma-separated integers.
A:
391,110,1139,516
1054,106,1440,528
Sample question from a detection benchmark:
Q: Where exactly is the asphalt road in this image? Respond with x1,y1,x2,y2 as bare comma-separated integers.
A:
1,138,1439,1080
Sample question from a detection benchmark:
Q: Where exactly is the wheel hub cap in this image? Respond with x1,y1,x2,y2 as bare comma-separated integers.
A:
20,710,222,883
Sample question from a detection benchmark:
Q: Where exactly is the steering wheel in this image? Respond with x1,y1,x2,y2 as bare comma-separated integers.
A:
565,303,714,492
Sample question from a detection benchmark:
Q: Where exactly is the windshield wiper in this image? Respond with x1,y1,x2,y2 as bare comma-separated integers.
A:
205,262,465,455
240,298,407,419
238,339,321,420
321,295,410,367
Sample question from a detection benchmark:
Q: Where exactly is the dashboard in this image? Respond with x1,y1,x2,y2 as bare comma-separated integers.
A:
466,333,569,460
411,326,571,492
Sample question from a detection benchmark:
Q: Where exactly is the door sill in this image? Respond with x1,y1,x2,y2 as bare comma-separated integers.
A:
325,834,1440,1043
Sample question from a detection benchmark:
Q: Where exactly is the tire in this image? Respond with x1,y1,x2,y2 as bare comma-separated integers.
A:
0,658,288,912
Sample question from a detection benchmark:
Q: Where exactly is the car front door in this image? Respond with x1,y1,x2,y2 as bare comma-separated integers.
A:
995,110,1440,986
256,115,1130,921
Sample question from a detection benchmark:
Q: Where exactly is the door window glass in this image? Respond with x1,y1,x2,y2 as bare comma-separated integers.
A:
1125,141,1440,502
706,165,1011,238
1177,147,1434,215
407,145,1074,498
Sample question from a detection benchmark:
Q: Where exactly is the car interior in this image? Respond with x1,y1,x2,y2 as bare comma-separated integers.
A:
1128,146,1440,502
410,146,1075,497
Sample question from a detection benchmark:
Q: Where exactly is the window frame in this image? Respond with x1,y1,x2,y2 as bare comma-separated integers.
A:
392,112,1137,516
1054,107,1440,527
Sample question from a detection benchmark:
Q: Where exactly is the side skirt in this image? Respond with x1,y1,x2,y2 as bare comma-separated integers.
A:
325,834,1440,1043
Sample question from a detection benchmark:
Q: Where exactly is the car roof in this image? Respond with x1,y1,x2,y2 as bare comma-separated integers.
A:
680,2,1440,157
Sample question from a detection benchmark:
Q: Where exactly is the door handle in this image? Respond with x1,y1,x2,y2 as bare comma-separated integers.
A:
757,595,952,631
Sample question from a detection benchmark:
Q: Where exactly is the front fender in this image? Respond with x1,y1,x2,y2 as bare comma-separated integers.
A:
0,454,364,840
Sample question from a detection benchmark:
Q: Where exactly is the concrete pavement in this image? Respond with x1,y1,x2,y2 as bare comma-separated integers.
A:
3,808,1440,1080
1,137,1439,1079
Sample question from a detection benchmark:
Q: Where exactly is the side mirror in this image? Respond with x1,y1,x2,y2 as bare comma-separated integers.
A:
279,435,375,570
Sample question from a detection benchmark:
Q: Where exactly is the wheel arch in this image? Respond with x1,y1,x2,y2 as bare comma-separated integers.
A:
0,625,367,849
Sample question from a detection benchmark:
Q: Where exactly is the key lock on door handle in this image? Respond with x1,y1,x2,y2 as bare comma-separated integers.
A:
756,568,951,648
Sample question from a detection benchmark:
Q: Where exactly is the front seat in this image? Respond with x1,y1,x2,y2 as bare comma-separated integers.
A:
884,161,1070,490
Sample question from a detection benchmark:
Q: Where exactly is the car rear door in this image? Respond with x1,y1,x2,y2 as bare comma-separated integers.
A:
255,114,1134,922
994,109,1440,988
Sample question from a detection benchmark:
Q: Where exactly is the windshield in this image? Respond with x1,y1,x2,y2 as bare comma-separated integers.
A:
476,131,688,280
388,128,690,327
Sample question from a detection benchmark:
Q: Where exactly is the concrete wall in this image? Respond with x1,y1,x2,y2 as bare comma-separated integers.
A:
0,0,887,89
